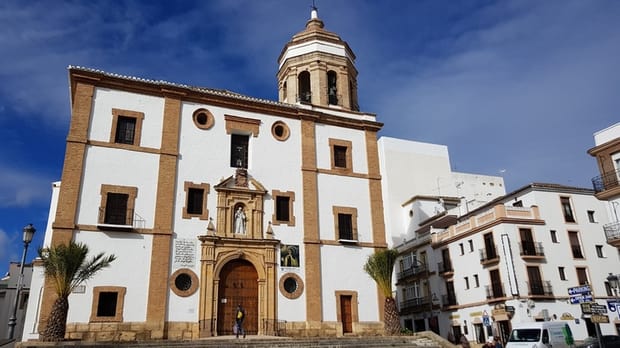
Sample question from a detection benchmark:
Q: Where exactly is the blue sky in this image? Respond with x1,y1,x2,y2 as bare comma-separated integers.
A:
1,0,619,276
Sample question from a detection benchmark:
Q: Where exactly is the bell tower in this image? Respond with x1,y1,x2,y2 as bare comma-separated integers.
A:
277,7,359,111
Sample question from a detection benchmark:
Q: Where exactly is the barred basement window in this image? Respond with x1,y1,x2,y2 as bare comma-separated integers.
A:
90,286,126,322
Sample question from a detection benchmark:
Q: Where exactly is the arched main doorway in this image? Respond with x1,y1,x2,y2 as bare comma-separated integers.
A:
217,259,258,335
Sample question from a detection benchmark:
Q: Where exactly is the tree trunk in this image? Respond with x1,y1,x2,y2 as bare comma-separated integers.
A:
384,297,401,335
41,296,69,341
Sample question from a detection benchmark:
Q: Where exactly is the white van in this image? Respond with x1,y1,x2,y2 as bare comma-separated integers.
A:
506,322,575,348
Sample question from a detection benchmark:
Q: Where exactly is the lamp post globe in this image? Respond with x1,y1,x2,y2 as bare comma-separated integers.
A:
7,224,36,340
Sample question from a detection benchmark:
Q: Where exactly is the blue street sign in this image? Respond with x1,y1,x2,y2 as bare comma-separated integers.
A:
568,285,591,296
570,294,593,304
483,316,490,327
607,300,620,312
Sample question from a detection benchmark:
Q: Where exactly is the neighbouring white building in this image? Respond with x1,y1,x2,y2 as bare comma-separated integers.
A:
589,122,620,247
393,182,620,344
23,8,389,342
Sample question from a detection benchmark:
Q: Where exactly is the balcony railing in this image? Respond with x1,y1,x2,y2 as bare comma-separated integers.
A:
527,280,553,296
400,295,431,313
479,246,499,263
437,261,453,274
520,241,545,257
604,221,620,243
441,293,457,307
592,169,620,193
485,283,505,299
98,208,145,229
397,264,428,281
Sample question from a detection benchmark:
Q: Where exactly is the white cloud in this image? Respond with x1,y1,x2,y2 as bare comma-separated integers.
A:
0,165,53,207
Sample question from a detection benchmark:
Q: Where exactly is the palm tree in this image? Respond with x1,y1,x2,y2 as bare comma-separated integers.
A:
38,241,116,341
363,248,401,335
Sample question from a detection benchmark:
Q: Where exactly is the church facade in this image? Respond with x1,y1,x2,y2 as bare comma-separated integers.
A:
23,9,388,341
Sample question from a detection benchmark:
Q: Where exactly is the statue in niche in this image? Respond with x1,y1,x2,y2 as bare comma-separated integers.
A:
234,206,247,234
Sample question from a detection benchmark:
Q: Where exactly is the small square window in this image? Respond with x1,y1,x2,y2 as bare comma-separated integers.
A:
97,292,118,317
187,188,204,215
550,230,558,243
115,116,136,144
99,185,138,230
558,267,566,280
183,182,209,220
90,286,126,322
110,108,144,147
329,139,352,173
272,190,295,226
588,210,596,223
333,206,357,242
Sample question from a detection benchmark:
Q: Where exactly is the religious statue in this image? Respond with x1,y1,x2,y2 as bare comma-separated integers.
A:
234,207,247,234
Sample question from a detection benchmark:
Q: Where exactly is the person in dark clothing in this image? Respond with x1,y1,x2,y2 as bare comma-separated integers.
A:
235,304,246,338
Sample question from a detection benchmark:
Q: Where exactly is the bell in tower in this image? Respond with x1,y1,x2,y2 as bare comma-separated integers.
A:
277,6,359,111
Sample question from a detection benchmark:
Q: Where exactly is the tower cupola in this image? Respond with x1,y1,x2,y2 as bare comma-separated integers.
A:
277,7,359,111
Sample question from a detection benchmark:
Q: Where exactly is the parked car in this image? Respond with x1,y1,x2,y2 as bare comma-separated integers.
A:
577,335,620,348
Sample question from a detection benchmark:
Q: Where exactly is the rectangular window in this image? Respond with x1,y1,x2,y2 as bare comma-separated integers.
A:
561,197,576,222
527,266,544,295
97,292,118,317
276,196,290,221
464,277,470,290
550,230,558,243
104,193,128,225
606,282,614,296
334,146,347,168
333,206,358,242
468,240,474,252
114,116,136,144
559,267,566,280
338,214,353,240
231,134,249,168
187,188,204,215
474,274,480,288
99,185,138,229
596,245,604,258
329,138,352,172
588,210,596,223
568,231,584,258
90,286,126,323
111,108,144,146
183,182,209,220
459,243,464,255
576,267,589,285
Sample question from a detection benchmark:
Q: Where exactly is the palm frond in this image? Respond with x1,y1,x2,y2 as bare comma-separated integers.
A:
363,248,399,298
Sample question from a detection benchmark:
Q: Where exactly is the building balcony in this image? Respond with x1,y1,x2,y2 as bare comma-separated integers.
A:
98,208,145,231
441,293,457,308
432,205,542,246
520,241,545,259
396,263,428,283
479,246,499,265
592,169,620,200
437,261,453,276
399,295,431,315
527,280,553,297
604,221,620,248
485,283,505,301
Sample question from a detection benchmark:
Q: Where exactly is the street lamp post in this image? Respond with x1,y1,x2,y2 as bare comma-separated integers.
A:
7,224,36,340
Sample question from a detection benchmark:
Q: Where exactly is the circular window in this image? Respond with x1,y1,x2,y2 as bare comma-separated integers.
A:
175,273,192,291
279,273,304,299
192,108,215,130
271,121,290,141
283,277,297,293
169,269,199,297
